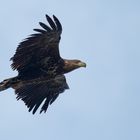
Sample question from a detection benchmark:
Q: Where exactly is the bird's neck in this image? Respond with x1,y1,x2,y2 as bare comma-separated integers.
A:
63,60,79,74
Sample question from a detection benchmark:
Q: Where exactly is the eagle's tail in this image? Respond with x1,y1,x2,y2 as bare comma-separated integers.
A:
0,77,17,92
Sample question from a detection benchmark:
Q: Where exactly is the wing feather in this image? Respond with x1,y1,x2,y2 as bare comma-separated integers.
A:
46,14,57,30
39,22,52,31
53,15,62,31
15,75,69,114
11,15,63,78
33,29,46,34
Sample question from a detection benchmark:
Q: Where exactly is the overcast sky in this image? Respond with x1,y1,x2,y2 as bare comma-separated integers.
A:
0,0,140,140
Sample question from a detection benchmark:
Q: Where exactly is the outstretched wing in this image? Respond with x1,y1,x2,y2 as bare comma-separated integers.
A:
11,15,64,78
15,75,69,114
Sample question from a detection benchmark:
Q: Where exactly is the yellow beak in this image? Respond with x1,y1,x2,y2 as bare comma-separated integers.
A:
78,62,86,68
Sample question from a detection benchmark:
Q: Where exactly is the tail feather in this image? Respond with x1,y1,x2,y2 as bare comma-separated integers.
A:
0,77,17,92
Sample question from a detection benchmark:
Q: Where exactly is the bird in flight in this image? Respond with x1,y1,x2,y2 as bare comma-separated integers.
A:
0,14,86,114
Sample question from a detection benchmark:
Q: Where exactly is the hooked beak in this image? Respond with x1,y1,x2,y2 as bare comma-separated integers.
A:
78,62,87,68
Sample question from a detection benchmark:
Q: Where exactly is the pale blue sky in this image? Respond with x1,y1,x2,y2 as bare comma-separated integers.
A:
0,0,140,140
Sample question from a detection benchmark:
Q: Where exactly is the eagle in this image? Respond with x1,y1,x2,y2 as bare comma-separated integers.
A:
0,15,86,114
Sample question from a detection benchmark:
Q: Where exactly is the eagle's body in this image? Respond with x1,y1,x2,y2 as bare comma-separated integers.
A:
0,15,86,114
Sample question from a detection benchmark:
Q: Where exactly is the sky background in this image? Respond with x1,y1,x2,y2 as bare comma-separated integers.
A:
0,0,140,140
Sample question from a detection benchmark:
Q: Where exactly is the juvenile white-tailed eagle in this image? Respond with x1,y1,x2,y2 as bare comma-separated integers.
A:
0,15,86,114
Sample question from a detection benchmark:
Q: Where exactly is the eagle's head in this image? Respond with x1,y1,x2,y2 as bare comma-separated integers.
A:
63,59,86,73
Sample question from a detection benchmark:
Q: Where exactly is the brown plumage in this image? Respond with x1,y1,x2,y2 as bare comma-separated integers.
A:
0,14,86,114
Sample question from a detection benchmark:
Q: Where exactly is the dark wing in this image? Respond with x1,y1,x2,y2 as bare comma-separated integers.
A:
11,15,63,78
15,75,69,114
